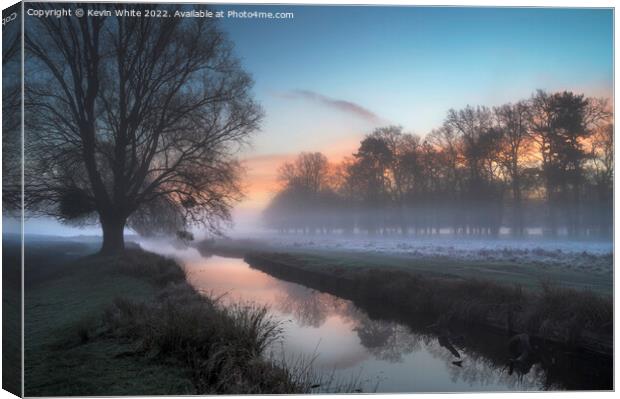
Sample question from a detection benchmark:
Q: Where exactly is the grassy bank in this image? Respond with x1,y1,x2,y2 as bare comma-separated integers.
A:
24,243,305,395
3,238,22,396
245,252,613,357
196,238,612,295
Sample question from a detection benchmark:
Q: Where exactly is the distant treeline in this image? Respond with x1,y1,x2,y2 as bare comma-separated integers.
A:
263,90,613,238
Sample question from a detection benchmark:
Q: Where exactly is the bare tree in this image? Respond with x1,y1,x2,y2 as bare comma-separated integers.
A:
494,102,533,236
348,131,395,234
278,152,331,194
24,4,262,253
529,91,609,236
264,152,338,234
444,106,493,183
444,106,504,235
587,121,614,236
528,90,559,235
2,13,22,211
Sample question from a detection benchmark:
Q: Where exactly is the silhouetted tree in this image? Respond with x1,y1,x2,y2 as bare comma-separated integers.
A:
529,91,609,236
587,122,613,236
445,106,503,235
278,152,331,194
348,130,395,234
264,152,336,234
24,4,262,253
494,102,533,236
426,126,462,232
2,15,22,211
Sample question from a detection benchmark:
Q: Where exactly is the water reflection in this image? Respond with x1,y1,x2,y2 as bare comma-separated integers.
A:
138,241,563,392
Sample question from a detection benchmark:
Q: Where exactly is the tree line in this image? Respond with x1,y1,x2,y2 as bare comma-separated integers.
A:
264,90,613,238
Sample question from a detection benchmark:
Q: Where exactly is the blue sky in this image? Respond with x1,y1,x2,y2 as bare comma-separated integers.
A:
219,6,612,147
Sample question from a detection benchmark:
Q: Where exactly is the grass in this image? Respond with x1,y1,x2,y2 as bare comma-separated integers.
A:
22,242,308,395
25,246,192,396
286,250,612,295
245,252,613,356
196,238,612,295
3,242,22,396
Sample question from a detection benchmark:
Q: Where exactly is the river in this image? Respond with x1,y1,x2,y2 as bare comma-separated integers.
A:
139,241,605,393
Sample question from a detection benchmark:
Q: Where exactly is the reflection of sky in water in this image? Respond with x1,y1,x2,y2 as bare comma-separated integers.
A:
139,240,551,393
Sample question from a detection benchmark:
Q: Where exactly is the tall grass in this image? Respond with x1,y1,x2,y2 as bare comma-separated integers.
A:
101,289,293,393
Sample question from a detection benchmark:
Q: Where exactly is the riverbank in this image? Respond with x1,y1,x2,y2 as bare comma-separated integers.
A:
243,251,612,359
196,236,612,295
23,242,304,395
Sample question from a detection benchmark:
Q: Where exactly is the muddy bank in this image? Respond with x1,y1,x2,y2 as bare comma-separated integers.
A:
244,251,612,390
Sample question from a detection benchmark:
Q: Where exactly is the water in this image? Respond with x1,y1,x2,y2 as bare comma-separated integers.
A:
139,241,579,392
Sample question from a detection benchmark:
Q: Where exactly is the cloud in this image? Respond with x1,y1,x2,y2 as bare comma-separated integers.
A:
281,89,382,124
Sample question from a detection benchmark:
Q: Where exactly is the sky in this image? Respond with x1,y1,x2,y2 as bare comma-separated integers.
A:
216,5,613,222
12,5,613,236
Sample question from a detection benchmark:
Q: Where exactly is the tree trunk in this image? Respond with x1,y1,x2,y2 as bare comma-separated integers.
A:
545,183,558,237
100,215,126,254
511,168,523,237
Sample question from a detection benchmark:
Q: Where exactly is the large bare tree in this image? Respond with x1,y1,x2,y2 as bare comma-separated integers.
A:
2,11,22,212
24,4,262,253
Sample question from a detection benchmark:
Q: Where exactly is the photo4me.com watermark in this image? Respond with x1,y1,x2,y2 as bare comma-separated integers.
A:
25,7,295,20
